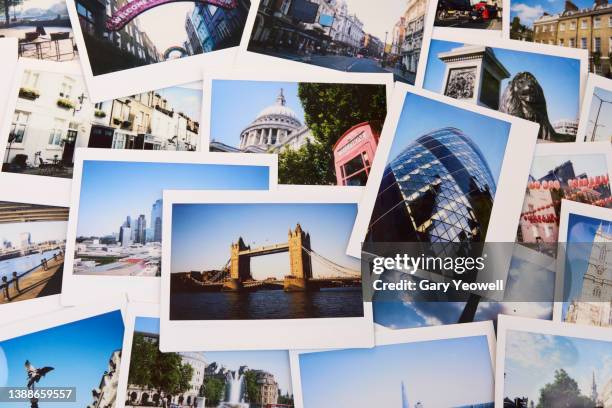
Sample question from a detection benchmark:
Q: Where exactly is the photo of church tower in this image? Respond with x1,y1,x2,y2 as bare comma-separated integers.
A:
564,215,612,327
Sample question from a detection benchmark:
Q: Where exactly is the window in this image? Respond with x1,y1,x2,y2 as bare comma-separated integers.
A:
581,37,587,49
207,4,218,15
594,16,601,28
60,78,74,98
569,38,576,47
11,111,29,143
112,132,125,149
48,118,65,146
560,22,565,31
570,21,576,30
550,24,555,32
22,70,39,89
559,38,564,46
594,37,601,52
609,16,612,27
77,2,95,35
549,40,554,45
609,36,612,53
581,19,587,29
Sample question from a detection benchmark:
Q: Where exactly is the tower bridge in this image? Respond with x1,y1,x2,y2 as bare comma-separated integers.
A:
193,224,361,292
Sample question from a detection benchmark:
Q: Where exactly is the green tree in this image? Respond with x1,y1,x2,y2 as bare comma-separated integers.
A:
511,16,522,33
127,333,194,400
243,370,261,404
278,391,294,404
278,83,387,185
202,377,225,406
536,369,595,408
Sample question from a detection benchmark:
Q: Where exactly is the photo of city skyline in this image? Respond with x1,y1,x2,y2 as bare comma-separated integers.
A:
561,212,612,327
298,335,494,407
247,0,426,83
423,39,581,142
503,329,612,407
517,154,611,254
73,160,271,277
0,0,77,62
73,0,251,75
0,310,124,407
584,87,612,142
209,79,387,186
126,316,293,407
0,201,68,305
169,202,363,320
365,92,510,244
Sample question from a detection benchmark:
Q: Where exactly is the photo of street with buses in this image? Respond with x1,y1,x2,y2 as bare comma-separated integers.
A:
247,0,426,83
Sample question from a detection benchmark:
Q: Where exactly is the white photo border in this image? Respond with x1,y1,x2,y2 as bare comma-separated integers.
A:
576,73,612,143
159,187,374,352
61,148,278,306
289,320,496,408
495,314,612,407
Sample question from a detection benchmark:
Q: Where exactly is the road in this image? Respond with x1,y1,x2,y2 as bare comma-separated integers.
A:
306,55,415,83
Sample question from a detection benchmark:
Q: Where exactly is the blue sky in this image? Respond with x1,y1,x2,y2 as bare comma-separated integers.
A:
0,311,124,407
154,83,202,122
0,220,66,244
423,40,581,123
530,154,609,180
561,213,611,317
76,161,270,237
134,317,292,394
170,203,359,278
299,335,494,407
585,87,612,142
211,80,305,148
504,330,612,403
510,0,594,27
389,92,510,182
374,248,555,328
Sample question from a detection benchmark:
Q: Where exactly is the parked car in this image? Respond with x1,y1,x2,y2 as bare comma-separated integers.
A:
436,0,472,20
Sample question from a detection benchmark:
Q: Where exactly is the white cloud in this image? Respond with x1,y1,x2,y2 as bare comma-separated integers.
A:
511,3,545,27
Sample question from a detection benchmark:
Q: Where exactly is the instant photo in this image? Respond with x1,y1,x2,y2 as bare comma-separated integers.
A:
420,33,586,142
0,300,125,408
244,0,425,84
496,315,612,408
291,322,496,408
159,189,374,351
61,150,276,305
578,74,612,143
116,303,294,408
205,72,392,186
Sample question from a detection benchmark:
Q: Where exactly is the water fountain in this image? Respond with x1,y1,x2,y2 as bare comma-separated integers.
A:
217,370,249,408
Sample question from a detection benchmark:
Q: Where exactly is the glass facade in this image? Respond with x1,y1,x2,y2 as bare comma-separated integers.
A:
367,127,497,243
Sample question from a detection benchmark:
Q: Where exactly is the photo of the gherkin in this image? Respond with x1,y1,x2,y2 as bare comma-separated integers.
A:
367,127,498,243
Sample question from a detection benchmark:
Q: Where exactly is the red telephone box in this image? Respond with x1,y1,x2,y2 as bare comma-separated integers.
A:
333,122,380,186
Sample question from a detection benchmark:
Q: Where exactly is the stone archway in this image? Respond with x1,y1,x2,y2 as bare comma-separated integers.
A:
163,46,189,60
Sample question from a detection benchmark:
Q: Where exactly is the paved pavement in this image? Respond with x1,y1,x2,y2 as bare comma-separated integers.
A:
1,255,64,304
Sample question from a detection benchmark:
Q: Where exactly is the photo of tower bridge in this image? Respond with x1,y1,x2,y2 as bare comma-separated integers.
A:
169,202,364,320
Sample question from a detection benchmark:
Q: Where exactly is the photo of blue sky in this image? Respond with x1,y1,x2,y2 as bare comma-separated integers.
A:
134,316,293,394
211,80,306,148
0,311,124,407
510,0,595,27
504,330,612,404
423,40,581,124
585,87,612,142
170,203,359,279
155,82,202,122
374,247,555,328
561,213,611,318
389,92,510,183
298,335,494,407
76,161,270,237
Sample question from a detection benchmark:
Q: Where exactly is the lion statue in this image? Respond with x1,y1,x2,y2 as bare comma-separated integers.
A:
500,72,557,141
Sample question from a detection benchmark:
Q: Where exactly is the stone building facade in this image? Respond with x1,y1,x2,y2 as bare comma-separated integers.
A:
533,0,612,77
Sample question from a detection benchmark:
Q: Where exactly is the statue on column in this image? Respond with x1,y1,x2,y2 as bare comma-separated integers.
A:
24,360,54,408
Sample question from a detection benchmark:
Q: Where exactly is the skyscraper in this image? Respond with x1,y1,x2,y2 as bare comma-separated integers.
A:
136,214,147,245
151,199,163,243
367,127,496,243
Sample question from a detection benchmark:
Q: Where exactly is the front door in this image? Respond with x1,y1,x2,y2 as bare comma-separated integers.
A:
62,129,78,165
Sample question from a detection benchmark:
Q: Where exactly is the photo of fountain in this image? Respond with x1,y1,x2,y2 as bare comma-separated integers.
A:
218,370,249,408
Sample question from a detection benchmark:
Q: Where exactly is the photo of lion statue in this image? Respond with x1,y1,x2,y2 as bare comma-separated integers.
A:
500,72,558,141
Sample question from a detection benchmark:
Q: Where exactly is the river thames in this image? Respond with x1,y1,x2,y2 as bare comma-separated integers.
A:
170,287,364,320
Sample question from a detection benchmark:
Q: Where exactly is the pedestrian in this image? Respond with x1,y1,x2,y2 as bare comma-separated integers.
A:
42,257,47,270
